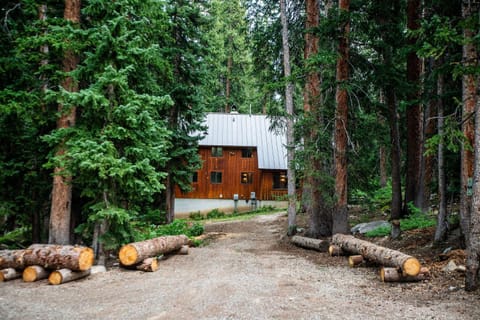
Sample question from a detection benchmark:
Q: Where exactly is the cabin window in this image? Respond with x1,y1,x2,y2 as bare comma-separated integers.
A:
241,148,253,158
210,171,222,184
211,147,223,157
241,172,253,184
191,172,198,183
273,172,288,189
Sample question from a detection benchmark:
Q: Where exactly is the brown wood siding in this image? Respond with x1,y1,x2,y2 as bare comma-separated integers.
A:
176,146,264,200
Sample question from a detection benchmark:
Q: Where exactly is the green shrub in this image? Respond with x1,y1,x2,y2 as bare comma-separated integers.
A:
189,211,204,220
365,225,391,237
365,209,436,238
206,208,225,219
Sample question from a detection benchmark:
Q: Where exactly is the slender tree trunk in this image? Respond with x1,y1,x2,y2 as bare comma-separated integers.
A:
333,0,350,234
304,0,332,238
165,175,175,224
434,70,448,243
386,86,402,239
460,0,478,246
378,92,387,188
225,53,232,113
405,0,423,214
280,0,297,236
49,0,80,245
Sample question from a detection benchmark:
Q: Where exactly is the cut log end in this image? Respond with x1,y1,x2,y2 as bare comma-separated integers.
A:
79,248,95,271
328,245,344,256
1,268,22,282
49,268,91,285
136,258,159,272
348,255,364,267
48,271,62,285
23,265,49,282
119,245,138,267
402,257,421,276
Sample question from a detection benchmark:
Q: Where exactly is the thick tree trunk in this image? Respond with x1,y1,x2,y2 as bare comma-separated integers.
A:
331,234,421,276
460,1,478,246
291,236,329,252
333,0,350,235
119,235,189,266
405,0,424,213
49,268,90,285
23,265,49,282
380,267,430,282
280,0,297,236
434,69,448,243
24,244,94,271
49,0,81,245
0,268,22,282
303,0,332,238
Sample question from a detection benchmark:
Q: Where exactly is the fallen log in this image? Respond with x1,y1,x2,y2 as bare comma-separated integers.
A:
23,265,49,282
135,258,159,272
119,235,189,266
48,268,91,285
0,268,22,282
23,244,94,271
380,267,430,282
291,236,329,252
328,245,344,257
348,255,364,267
331,234,421,276
0,249,27,269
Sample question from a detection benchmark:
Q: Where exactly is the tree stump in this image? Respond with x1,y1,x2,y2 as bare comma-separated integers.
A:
119,235,189,266
331,234,421,276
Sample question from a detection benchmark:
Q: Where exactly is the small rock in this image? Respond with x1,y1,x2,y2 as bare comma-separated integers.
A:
443,260,458,273
351,220,391,234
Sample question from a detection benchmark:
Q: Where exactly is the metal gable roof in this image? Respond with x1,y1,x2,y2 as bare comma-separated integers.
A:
198,113,287,170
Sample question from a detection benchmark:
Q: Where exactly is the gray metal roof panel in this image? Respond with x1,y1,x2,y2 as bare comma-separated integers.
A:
199,113,287,170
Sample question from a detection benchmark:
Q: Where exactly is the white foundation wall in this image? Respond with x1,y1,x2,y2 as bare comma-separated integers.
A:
174,198,288,218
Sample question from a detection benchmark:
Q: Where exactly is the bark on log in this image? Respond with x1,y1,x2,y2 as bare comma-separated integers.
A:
291,236,329,252
0,268,22,282
135,258,159,272
328,245,344,256
348,255,364,267
23,265,49,282
331,234,421,276
380,267,430,282
23,244,94,271
119,235,189,266
48,268,91,285
0,249,27,269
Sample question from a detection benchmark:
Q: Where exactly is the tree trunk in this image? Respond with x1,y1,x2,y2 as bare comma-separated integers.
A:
405,0,424,213
291,235,329,252
0,268,22,282
165,175,175,224
333,0,350,235
303,0,332,238
23,265,50,282
380,267,430,282
460,0,478,246
23,244,94,271
386,86,402,239
434,68,448,243
49,0,81,245
225,54,232,113
280,0,297,236
119,235,189,266
49,268,90,285
331,234,421,276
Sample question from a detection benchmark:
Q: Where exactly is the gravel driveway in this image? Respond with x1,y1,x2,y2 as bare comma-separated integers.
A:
0,212,478,320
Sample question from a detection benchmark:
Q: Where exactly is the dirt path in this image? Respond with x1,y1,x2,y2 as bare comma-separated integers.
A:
1,212,478,320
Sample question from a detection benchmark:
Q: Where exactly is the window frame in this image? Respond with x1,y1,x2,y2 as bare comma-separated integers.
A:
240,172,253,184
210,171,223,184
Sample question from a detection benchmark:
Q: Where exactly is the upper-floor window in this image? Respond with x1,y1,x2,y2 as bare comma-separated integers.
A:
212,147,223,157
241,148,253,158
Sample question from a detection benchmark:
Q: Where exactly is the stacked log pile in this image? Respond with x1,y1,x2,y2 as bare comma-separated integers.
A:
331,234,429,282
0,244,96,285
118,235,190,272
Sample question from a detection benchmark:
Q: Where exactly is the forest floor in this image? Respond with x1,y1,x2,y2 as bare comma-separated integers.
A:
1,211,479,320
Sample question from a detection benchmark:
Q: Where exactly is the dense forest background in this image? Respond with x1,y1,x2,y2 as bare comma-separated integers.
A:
1,0,480,290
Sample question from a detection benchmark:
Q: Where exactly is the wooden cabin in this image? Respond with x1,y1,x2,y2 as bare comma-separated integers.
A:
175,113,288,203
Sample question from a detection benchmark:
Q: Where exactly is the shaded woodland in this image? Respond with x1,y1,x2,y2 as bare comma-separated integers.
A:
1,0,480,290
